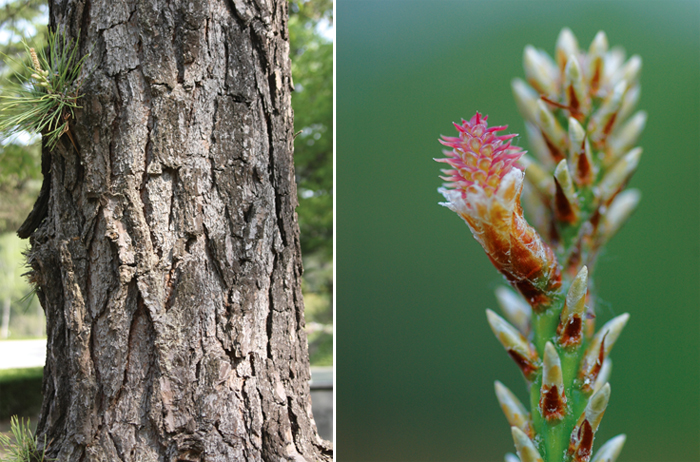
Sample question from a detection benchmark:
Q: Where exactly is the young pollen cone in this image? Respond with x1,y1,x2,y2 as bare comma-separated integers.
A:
438,112,561,310
29,48,42,73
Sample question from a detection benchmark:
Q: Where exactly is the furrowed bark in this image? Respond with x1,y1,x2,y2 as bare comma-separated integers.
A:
24,0,331,460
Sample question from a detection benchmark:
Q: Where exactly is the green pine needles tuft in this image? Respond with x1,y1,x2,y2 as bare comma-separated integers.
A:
0,416,52,462
0,29,88,150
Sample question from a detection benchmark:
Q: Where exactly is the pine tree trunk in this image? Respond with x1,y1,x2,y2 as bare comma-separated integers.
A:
24,0,332,460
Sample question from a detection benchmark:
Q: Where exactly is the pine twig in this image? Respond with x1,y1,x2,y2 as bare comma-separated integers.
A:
437,28,643,462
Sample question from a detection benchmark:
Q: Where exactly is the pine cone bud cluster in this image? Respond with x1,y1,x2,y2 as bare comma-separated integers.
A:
437,28,644,462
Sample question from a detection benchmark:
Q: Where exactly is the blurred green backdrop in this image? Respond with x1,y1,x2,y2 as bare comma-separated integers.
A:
336,1,699,461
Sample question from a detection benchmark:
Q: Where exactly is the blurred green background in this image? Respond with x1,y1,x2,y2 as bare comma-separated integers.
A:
337,1,699,461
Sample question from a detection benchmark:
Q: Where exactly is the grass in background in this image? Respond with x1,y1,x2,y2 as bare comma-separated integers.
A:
0,368,43,460
0,233,44,341
0,368,42,421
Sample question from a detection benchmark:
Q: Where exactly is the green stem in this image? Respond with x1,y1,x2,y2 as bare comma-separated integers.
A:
532,303,561,355
532,296,589,462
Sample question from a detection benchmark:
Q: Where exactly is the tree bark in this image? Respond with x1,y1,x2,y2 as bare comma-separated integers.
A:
24,0,332,460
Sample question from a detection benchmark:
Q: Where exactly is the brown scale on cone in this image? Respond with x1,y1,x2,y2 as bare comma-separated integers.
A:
589,206,602,229
511,278,552,310
558,316,582,347
548,218,561,246
569,419,594,462
505,270,561,313
486,310,541,381
587,31,608,97
558,266,588,348
554,177,577,223
541,94,582,122
570,383,611,462
575,142,593,185
580,332,607,392
507,348,540,381
602,112,618,139
482,203,563,312
542,131,566,163
567,85,579,112
585,314,596,340
564,242,582,277
567,117,595,188
566,85,584,121
540,385,566,421
541,95,569,110
586,208,605,255
540,342,567,420
589,66,602,95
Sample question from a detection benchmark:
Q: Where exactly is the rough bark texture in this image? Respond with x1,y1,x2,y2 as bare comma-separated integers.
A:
24,0,332,460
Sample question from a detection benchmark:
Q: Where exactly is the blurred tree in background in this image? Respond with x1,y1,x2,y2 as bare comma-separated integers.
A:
0,0,47,340
289,0,333,365
0,0,333,364
0,0,46,233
